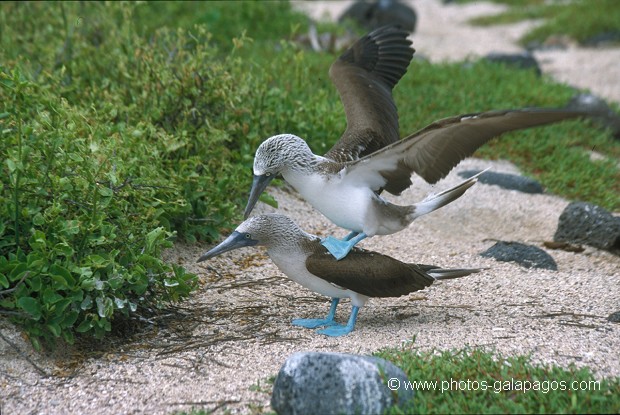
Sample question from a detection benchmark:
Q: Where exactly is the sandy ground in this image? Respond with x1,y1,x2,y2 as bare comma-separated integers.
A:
1,1,619,414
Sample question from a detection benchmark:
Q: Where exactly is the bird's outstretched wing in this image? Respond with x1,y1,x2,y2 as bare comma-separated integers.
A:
324,25,414,163
342,108,587,195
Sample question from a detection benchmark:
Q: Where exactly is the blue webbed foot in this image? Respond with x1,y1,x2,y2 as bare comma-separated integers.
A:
292,318,338,329
321,233,367,260
320,236,355,260
292,298,340,329
316,323,355,337
315,305,360,337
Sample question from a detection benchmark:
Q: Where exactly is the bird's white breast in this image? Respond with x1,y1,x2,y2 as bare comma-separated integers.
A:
269,249,349,298
283,169,372,233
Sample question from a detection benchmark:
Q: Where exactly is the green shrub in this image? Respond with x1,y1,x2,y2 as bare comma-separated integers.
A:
0,0,343,350
130,1,310,47
0,2,288,349
0,65,198,349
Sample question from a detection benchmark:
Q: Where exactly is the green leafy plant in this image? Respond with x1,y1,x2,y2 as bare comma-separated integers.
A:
0,0,340,350
0,67,196,349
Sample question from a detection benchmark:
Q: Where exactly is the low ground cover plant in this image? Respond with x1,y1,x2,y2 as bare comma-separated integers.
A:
377,347,620,414
464,0,620,46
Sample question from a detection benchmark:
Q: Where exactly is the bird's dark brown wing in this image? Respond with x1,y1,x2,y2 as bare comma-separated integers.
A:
306,246,434,298
343,108,587,195
324,25,414,163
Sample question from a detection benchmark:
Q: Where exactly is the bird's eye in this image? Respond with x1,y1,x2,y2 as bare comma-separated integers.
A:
265,172,271,177
245,233,251,239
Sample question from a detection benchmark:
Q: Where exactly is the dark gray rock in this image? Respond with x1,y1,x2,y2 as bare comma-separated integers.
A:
459,170,543,194
525,35,573,52
481,241,557,270
339,0,417,33
484,52,542,76
554,202,620,252
271,351,414,415
582,31,620,47
608,311,620,323
566,93,620,139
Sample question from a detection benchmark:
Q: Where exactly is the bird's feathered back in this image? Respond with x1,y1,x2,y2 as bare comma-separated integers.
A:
306,246,435,297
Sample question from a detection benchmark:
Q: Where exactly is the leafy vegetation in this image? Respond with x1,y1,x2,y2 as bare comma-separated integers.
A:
377,347,620,414
1,1,618,351
466,0,620,46
0,1,320,348
130,1,311,47
0,1,363,350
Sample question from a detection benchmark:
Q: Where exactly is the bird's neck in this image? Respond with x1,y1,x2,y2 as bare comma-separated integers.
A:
287,148,325,171
265,231,318,261
281,151,330,188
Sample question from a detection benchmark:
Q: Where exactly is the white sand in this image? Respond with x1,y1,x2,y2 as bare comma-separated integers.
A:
2,1,619,414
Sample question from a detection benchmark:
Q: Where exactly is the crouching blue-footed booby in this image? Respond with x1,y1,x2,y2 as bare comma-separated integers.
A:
197,214,483,337
242,25,588,260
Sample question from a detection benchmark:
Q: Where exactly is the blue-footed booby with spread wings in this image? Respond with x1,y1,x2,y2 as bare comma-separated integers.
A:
197,214,483,337
243,26,587,260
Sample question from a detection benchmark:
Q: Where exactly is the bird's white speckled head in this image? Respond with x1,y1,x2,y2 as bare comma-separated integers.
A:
253,134,315,176
236,214,312,246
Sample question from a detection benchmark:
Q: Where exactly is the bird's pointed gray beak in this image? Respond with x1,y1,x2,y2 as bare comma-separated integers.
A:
243,174,274,219
197,231,258,262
